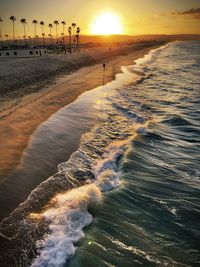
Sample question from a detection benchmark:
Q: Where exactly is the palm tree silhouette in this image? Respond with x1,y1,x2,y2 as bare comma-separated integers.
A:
68,26,72,53
54,20,59,44
48,23,53,35
20,18,27,46
40,21,45,47
72,23,76,35
61,21,66,44
48,23,53,48
76,27,80,51
32,20,38,47
10,16,16,43
35,35,39,47
48,33,53,48
5,34,8,47
0,17,3,48
28,35,31,47
42,33,45,48
72,23,76,51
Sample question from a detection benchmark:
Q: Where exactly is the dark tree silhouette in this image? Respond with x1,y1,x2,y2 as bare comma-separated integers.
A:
72,23,76,34
68,26,72,53
5,34,8,46
10,16,16,42
72,23,76,51
48,23,53,48
0,17,3,48
42,33,45,48
20,18,27,46
76,27,80,51
28,35,31,47
61,21,66,44
54,20,59,44
35,34,39,46
32,20,38,47
48,23,53,35
40,21,45,47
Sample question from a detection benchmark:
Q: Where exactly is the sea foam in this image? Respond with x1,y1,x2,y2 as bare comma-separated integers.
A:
30,136,136,266
31,184,101,267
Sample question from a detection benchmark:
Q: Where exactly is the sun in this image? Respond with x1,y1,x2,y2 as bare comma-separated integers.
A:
90,12,123,35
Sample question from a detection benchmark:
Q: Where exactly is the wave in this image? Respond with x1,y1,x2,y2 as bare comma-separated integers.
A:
30,126,145,265
162,114,193,126
31,184,101,267
110,238,187,267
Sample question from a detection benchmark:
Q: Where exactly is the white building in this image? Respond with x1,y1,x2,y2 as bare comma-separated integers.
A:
0,48,48,58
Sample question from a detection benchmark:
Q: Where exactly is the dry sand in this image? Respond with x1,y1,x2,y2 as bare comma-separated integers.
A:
0,42,165,178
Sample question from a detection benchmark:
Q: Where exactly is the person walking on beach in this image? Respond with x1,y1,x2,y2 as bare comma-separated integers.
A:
103,63,106,85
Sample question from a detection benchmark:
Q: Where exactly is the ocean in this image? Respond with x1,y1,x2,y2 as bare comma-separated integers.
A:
0,41,200,267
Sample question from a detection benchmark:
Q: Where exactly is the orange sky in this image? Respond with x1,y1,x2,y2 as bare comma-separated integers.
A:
0,0,200,37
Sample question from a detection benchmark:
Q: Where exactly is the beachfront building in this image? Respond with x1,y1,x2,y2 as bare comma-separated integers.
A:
0,48,47,58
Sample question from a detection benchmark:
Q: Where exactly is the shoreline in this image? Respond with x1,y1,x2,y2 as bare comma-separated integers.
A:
0,42,165,179
0,42,165,103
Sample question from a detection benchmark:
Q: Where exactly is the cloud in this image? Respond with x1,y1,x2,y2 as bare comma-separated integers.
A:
172,8,200,19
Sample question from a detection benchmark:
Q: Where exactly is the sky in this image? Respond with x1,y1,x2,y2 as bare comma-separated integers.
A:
0,0,200,38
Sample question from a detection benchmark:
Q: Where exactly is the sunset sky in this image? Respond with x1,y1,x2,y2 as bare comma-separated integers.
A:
1,0,200,37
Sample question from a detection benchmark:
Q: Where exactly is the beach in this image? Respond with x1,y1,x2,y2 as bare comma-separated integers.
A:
0,42,164,181
1,0,200,265
0,40,199,267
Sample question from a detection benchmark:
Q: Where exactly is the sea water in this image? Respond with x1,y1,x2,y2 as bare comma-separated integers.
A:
0,41,200,267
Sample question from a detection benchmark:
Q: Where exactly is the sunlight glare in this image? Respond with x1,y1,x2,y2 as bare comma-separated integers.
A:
90,12,123,35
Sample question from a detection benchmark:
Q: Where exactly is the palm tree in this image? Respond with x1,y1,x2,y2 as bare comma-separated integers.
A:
32,20,38,47
72,23,76,35
40,21,45,47
42,33,45,48
20,18,27,46
5,34,8,47
48,33,52,48
0,17,3,48
72,23,76,51
28,35,31,47
76,27,80,51
76,27,80,33
61,21,66,44
68,26,72,53
10,16,16,43
48,23,53,35
35,35,39,47
54,20,59,44
48,23,53,48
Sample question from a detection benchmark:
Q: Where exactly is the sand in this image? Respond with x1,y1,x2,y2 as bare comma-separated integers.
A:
0,42,165,178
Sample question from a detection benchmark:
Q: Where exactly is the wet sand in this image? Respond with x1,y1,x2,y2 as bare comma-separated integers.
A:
0,44,163,180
